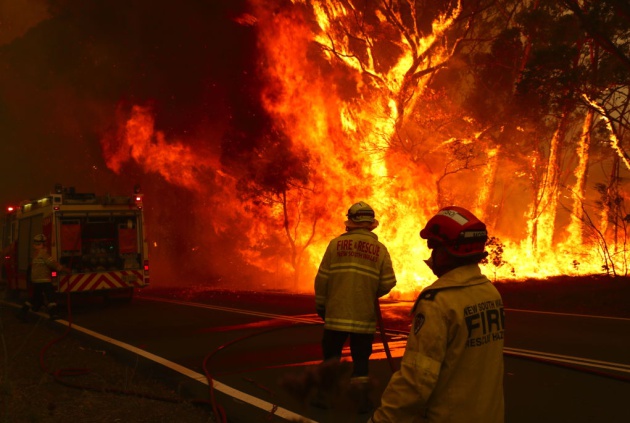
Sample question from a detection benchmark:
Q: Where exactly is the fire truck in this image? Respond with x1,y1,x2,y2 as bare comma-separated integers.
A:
1,185,149,301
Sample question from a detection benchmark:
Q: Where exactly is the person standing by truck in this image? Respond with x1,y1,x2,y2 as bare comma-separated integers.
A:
20,234,67,320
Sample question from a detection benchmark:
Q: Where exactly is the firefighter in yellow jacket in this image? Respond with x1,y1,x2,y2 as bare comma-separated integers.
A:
314,201,397,412
20,234,67,320
369,206,504,423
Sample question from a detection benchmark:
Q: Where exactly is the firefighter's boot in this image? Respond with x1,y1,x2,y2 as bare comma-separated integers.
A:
278,368,317,408
308,363,334,410
310,388,332,410
348,377,373,414
309,359,350,410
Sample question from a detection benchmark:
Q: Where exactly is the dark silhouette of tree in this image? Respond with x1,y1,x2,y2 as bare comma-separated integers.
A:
223,118,322,287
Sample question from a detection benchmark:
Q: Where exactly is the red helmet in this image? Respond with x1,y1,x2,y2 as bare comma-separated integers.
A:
420,206,488,257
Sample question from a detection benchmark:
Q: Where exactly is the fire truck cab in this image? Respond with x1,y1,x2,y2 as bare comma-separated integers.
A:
1,185,149,301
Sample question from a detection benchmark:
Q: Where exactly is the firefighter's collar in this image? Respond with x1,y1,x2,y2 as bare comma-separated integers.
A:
430,264,489,290
342,228,378,240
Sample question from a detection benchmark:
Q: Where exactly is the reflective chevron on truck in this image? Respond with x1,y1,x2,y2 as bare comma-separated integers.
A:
59,270,147,292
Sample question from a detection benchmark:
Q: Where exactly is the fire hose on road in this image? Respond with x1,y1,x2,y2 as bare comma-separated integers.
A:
200,299,399,422
30,292,630,423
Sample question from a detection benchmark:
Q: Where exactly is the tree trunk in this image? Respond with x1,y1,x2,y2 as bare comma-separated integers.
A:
565,109,593,246
479,146,500,221
529,108,570,253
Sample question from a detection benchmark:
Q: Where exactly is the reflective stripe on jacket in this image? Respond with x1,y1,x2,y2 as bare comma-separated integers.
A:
373,264,504,423
31,249,61,283
314,228,397,334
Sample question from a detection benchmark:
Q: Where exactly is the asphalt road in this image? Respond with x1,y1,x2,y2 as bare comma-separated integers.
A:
20,288,630,423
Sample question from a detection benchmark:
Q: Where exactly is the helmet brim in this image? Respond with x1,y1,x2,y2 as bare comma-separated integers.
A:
345,219,379,230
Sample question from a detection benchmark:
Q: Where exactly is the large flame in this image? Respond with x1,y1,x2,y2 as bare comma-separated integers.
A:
100,1,628,300
101,104,220,192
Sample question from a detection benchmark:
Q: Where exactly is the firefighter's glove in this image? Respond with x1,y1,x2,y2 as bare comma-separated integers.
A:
316,307,326,321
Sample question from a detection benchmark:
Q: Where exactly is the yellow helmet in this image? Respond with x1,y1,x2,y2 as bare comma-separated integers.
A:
33,234,47,243
345,202,379,229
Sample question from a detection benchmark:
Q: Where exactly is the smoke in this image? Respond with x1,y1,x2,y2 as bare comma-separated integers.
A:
0,0,50,46
0,0,290,288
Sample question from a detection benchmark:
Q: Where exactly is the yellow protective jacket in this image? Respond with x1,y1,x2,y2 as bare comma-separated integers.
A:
31,249,62,283
373,264,504,423
314,229,397,334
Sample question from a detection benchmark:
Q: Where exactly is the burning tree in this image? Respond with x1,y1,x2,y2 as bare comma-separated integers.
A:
591,182,630,276
247,0,501,293
509,1,630,273
243,0,630,290
220,108,326,288
96,0,630,294
481,236,510,282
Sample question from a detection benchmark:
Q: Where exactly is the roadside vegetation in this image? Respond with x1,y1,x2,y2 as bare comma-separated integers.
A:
0,296,213,423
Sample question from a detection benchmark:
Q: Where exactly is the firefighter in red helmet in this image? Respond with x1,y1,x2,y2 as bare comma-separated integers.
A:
369,206,505,423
